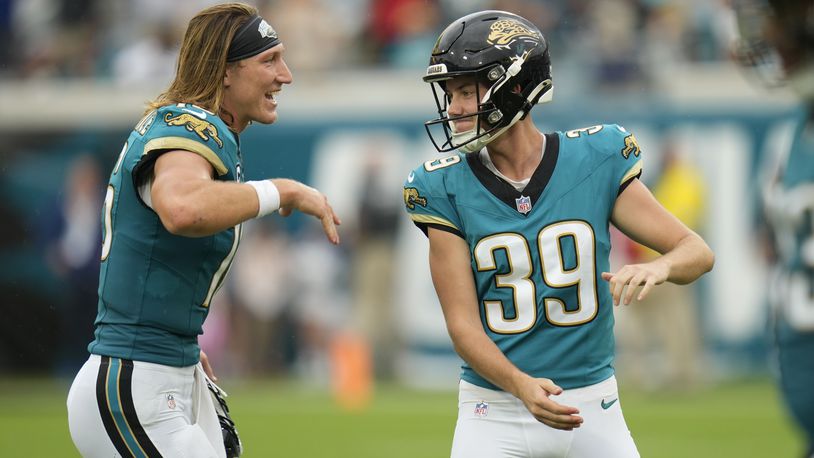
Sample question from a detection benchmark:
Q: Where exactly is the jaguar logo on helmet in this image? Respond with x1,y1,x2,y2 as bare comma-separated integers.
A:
487,19,541,46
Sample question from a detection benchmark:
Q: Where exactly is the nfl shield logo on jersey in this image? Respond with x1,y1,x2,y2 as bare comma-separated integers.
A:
474,401,489,418
515,195,532,214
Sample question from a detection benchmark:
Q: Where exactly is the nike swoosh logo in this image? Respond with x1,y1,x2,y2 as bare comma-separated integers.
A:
182,108,207,119
601,398,618,410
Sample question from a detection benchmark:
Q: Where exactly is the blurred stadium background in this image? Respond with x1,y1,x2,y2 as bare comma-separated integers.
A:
0,0,808,456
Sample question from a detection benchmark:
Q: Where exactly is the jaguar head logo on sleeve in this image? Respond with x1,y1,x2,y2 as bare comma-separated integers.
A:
620,134,641,159
403,187,428,210
164,113,224,148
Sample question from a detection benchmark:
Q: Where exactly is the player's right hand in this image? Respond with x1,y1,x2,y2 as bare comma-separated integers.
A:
275,179,341,244
516,376,583,430
200,350,217,382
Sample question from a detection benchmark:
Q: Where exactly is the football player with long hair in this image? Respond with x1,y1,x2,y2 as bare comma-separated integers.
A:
735,1,814,456
66,3,340,457
403,11,714,457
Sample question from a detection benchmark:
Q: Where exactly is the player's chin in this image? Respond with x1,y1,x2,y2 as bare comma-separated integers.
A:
254,110,278,125
452,123,475,134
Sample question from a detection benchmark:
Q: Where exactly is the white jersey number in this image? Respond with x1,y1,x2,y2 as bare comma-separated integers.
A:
474,221,598,334
99,148,241,308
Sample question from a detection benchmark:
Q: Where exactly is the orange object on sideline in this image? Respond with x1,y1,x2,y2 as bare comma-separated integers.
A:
329,331,373,411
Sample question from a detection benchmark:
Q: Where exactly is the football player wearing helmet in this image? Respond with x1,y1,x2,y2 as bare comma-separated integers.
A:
404,11,714,457
66,3,340,457
735,1,814,456
423,11,553,153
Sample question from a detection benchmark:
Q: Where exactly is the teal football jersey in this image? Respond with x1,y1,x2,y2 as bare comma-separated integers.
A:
768,113,814,448
89,103,242,367
404,124,643,390
766,116,814,340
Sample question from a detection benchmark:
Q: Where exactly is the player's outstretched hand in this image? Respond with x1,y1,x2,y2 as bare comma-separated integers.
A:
275,179,341,245
516,376,583,430
601,258,669,306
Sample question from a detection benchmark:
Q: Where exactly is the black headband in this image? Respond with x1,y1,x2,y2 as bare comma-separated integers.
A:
226,15,281,62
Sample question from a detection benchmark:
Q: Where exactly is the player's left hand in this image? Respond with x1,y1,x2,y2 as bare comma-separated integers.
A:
200,350,217,381
601,258,670,306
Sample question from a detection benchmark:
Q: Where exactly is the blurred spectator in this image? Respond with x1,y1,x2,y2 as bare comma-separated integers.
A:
0,0,12,74
225,219,295,376
684,0,737,62
367,0,442,68
14,0,103,78
41,153,103,375
438,0,493,22
586,0,648,91
492,0,560,34
351,153,402,379
290,226,350,381
641,1,688,87
305,130,411,383
111,20,180,87
615,140,708,391
11,0,60,77
0,0,744,79
266,0,356,72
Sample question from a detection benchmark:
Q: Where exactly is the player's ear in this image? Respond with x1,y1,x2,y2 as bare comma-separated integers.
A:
224,63,235,87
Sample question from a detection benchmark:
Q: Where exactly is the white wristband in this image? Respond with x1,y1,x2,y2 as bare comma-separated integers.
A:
246,180,280,217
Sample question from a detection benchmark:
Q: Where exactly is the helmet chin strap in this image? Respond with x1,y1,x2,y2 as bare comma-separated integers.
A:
453,78,553,153
449,127,478,151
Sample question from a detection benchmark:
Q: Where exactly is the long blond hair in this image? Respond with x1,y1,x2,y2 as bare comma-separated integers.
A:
146,3,257,114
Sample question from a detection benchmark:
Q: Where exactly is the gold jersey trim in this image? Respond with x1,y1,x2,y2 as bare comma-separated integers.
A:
409,213,459,232
143,137,228,176
620,160,643,186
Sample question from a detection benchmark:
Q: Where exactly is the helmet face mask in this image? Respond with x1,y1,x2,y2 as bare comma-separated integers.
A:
425,75,506,153
733,0,814,98
423,11,553,153
732,0,786,87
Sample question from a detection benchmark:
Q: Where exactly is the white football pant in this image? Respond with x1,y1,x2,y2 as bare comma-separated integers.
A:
451,375,640,458
67,354,225,457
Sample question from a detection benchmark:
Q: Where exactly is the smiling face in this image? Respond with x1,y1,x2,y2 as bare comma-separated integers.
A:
444,75,485,134
222,44,293,131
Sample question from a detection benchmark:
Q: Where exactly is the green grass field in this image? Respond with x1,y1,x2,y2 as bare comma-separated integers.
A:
0,377,803,457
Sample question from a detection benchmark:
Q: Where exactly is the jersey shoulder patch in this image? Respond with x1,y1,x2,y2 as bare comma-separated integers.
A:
560,124,643,188
402,154,466,234
562,124,641,162
153,103,229,150
140,104,236,177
